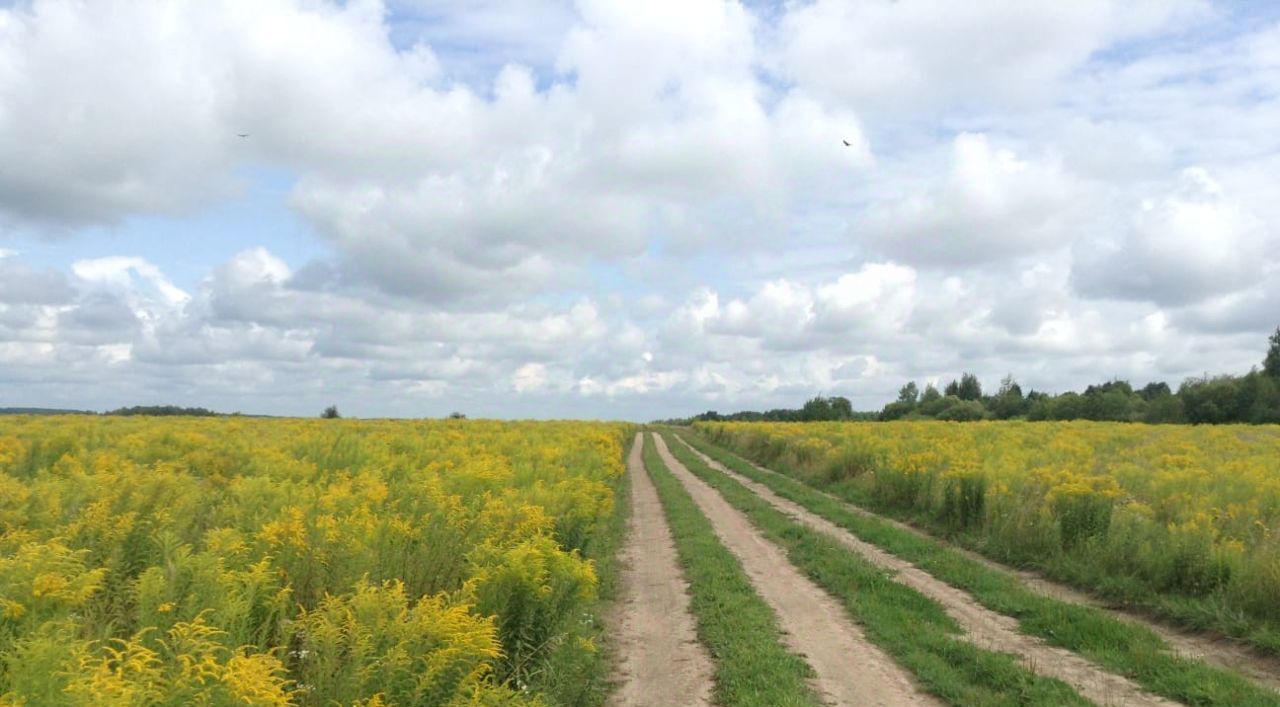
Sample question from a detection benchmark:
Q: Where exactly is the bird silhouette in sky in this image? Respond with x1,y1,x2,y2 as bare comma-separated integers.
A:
237,133,249,138
842,139,852,146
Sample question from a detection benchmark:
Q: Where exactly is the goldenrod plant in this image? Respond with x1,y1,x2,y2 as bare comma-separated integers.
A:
0,416,628,705
696,420,1280,650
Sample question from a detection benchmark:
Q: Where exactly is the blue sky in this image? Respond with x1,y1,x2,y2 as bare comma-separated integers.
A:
1,0,1279,419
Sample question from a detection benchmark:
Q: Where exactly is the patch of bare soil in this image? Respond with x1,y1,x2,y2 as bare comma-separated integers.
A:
654,433,941,707
676,434,1280,695
607,433,714,707
674,436,1184,707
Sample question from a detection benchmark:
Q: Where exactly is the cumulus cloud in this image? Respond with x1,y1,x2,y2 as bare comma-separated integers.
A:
1073,168,1274,305
861,134,1081,266
0,256,75,305
2,1,1279,418
666,262,917,357
73,257,188,302
775,0,1206,114
1,0,880,305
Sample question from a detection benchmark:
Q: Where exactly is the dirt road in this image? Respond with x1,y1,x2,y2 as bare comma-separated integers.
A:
608,433,714,707
653,433,941,707
672,435,1182,707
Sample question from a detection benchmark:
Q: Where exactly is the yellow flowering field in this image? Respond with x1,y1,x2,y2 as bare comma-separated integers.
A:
696,420,1280,646
0,416,630,706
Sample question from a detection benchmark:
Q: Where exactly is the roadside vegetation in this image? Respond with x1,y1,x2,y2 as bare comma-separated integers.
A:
677,429,1280,706
695,418,1280,656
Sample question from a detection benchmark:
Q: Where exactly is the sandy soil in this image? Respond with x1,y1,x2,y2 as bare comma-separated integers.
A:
676,434,1280,695
673,435,1190,706
653,433,942,707
607,433,714,707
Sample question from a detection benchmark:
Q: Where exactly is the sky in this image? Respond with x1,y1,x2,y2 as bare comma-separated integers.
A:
1,0,1279,420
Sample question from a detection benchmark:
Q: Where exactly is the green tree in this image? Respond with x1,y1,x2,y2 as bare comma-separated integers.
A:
1265,326,1280,378
990,375,1028,419
956,373,983,401
829,396,854,420
321,405,341,419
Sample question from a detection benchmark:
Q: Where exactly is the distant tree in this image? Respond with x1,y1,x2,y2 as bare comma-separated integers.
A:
1179,376,1242,424
829,396,854,420
1046,392,1086,420
1266,326,1280,378
880,381,921,421
1143,394,1186,424
934,396,986,421
1138,381,1172,401
990,375,1028,419
956,373,983,401
107,405,217,417
996,374,1022,399
1084,387,1137,421
800,396,832,421
321,405,341,419
918,386,950,417
448,411,467,419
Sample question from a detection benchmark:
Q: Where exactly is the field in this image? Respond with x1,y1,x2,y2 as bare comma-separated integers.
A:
0,416,630,706
696,420,1280,650
5,416,1280,706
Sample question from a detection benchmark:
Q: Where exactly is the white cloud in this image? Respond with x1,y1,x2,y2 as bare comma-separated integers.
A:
776,0,1206,114
72,256,190,308
1073,168,1274,305
2,1,1279,419
862,134,1081,266
512,362,548,393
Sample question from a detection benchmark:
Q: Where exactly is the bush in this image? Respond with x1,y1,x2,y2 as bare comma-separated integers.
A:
934,397,986,421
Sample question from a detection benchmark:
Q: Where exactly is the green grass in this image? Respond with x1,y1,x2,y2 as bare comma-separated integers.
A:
640,432,823,706
656,430,1092,707
675,429,1280,707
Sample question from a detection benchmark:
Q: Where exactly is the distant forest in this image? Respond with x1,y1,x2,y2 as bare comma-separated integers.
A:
684,327,1280,425
0,405,226,417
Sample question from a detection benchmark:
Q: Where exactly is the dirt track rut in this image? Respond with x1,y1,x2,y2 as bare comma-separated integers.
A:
672,434,1182,707
608,433,713,707
653,433,941,707
675,433,1280,695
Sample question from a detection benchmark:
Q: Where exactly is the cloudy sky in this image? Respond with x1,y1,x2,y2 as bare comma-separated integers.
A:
1,0,1279,420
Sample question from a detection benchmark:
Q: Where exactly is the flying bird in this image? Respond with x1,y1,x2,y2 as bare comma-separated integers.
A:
842,139,852,146
237,133,249,138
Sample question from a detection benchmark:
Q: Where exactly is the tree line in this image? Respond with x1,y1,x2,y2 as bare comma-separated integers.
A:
677,327,1280,425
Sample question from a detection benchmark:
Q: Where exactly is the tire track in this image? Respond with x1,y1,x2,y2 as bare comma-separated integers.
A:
607,433,713,707
677,433,1280,694
672,434,1180,707
652,433,941,707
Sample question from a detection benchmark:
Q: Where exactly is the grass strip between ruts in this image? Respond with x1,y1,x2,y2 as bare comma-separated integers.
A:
675,429,1280,707
640,432,823,706
657,430,1093,707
